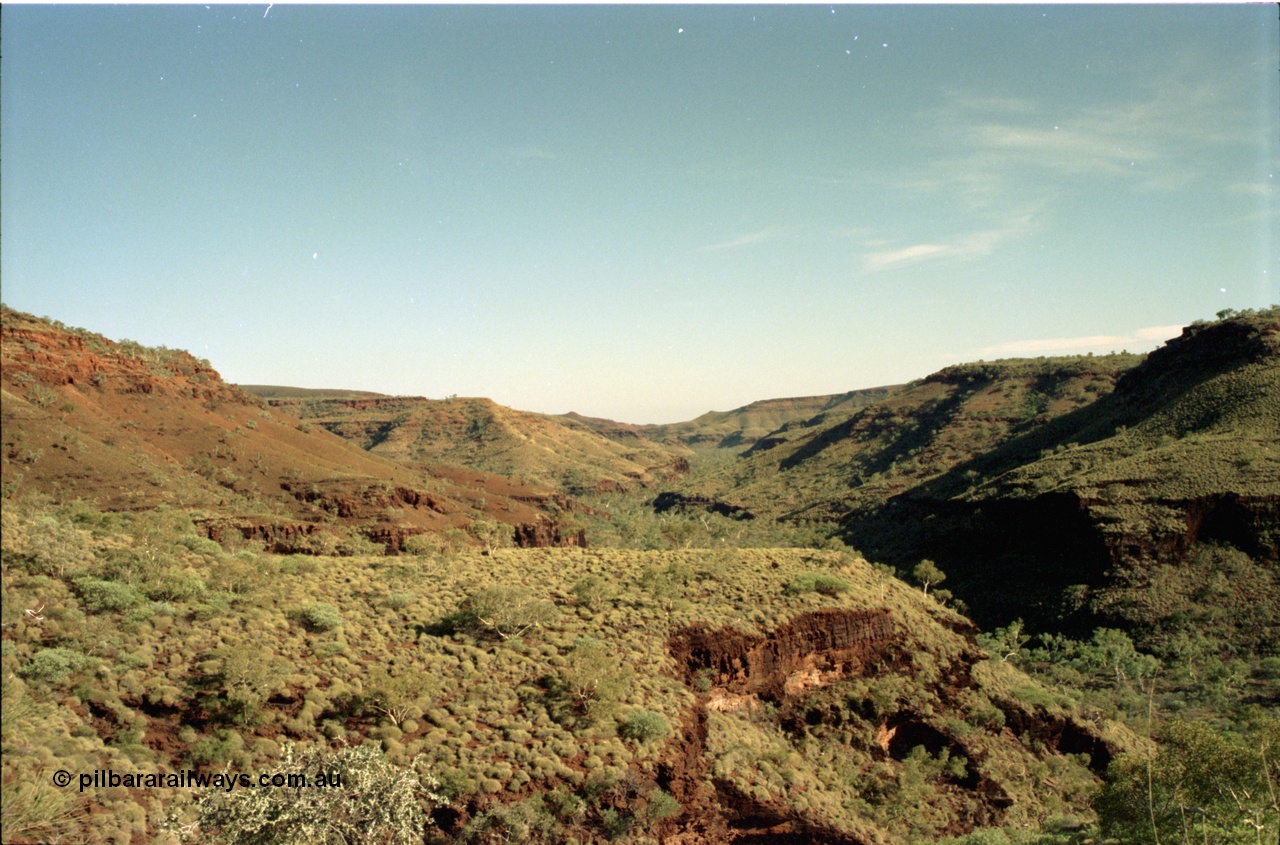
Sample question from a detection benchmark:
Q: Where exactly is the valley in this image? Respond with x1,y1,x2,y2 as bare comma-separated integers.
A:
2,304,1278,845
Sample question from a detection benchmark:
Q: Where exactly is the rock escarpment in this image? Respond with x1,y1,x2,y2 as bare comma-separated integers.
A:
670,609,896,701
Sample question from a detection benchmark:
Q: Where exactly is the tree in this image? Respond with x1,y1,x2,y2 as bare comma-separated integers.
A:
912,560,947,596
557,638,632,722
365,668,438,727
461,587,558,641
213,644,289,724
1096,716,1280,845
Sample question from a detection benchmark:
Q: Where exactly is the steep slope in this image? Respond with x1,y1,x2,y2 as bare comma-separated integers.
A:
675,353,1145,523
847,309,1280,643
0,308,583,551
261,393,692,494
669,308,1279,648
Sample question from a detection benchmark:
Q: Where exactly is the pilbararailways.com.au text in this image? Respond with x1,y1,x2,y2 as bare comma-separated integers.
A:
56,768,344,794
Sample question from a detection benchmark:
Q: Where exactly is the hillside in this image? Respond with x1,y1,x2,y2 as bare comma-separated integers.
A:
3,304,1279,845
562,386,901,451
260,393,693,494
661,309,1280,652
671,353,1146,524
846,309,1280,646
1,499,1140,844
0,308,586,552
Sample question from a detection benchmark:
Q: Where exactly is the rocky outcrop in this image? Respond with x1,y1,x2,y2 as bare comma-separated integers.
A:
1,321,240,404
512,519,588,548
282,480,447,519
197,518,325,554
669,609,897,702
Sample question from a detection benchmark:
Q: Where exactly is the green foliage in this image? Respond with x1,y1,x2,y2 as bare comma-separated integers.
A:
645,788,680,823
364,667,439,727
783,572,851,597
297,601,343,631
19,647,92,684
459,586,558,641
1095,716,1280,845
174,744,444,844
555,638,633,724
912,559,947,596
210,644,289,724
571,574,615,610
618,710,670,744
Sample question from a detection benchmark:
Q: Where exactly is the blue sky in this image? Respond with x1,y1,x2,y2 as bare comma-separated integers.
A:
2,4,1276,423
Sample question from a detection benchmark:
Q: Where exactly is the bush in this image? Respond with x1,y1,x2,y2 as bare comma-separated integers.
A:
75,578,147,613
619,710,670,743
172,744,445,844
20,648,91,684
646,789,680,823
459,587,558,641
783,573,851,597
298,602,342,631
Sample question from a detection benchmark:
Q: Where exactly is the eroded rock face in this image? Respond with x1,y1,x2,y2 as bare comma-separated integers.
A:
669,609,897,702
197,518,324,553
512,519,588,548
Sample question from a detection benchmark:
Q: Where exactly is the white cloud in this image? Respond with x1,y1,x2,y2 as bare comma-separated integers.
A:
861,209,1039,273
1227,181,1276,198
1133,324,1185,341
699,227,788,253
863,243,949,271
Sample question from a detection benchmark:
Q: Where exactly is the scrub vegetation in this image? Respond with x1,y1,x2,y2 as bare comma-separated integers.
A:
1,305,1277,844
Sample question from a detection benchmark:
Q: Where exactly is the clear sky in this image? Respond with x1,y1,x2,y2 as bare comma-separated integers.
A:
2,4,1277,423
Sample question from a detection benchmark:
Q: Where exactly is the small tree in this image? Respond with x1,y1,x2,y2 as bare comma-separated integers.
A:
571,575,615,611
461,587,558,641
364,668,438,727
912,559,947,596
558,638,632,722
213,644,289,724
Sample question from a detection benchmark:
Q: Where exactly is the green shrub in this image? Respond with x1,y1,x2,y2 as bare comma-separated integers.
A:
646,788,681,823
20,648,91,684
619,710,670,743
297,602,342,631
571,575,615,610
189,729,244,766
459,587,558,641
783,573,851,597
75,578,147,613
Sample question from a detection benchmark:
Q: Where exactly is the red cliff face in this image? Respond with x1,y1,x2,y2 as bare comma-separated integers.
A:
1,319,242,404
669,609,898,701
512,519,588,548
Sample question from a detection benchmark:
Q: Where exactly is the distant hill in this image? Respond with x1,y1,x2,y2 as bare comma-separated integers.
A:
238,384,388,400
259,393,693,494
0,307,587,551
562,386,901,451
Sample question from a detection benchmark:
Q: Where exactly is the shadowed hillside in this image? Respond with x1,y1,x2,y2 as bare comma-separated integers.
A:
661,309,1279,654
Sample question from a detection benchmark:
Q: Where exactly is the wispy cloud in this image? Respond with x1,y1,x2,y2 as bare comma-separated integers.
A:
861,210,1038,272
699,227,788,253
863,243,949,271
500,147,557,164
1227,180,1276,198
976,324,1184,358
936,78,1250,190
